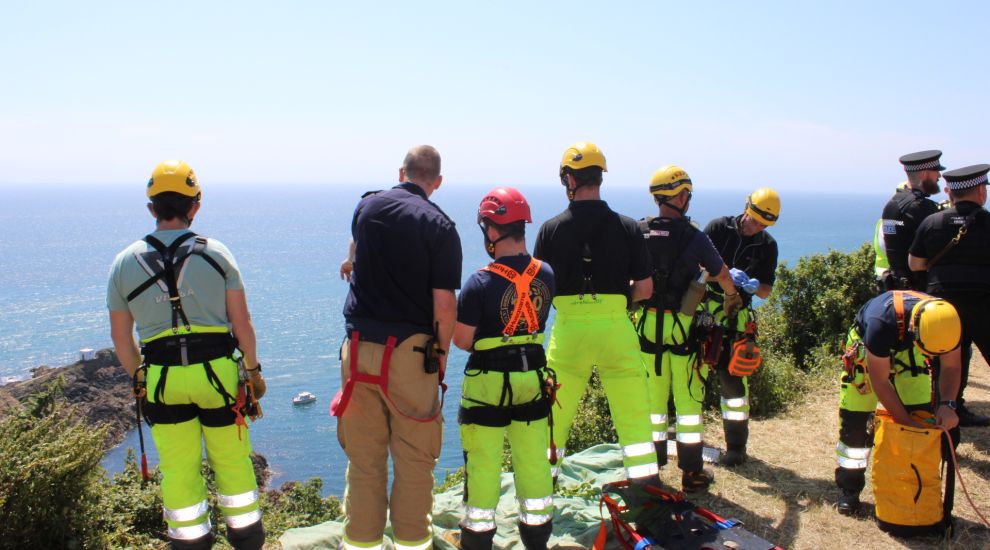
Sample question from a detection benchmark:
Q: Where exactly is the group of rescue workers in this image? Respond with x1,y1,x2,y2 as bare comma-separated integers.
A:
106,144,989,550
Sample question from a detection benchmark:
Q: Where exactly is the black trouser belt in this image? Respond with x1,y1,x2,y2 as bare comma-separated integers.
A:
467,344,547,373
142,333,236,366
459,398,550,427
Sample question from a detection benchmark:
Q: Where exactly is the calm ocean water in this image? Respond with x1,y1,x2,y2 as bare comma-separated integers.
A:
0,183,887,494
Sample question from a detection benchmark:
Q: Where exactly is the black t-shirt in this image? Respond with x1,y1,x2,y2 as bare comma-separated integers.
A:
910,201,990,293
457,254,555,343
343,182,463,343
533,200,652,300
854,291,926,357
642,216,724,305
881,187,940,274
703,215,778,287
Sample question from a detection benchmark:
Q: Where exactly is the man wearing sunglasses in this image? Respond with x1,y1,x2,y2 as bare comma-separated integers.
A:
833,291,961,515
701,188,780,467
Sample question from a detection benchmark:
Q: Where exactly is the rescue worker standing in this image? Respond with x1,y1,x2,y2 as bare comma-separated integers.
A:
834,291,961,515
702,188,780,467
636,166,741,491
876,150,944,291
453,187,556,550
909,164,990,427
533,142,659,487
334,145,462,550
108,160,266,549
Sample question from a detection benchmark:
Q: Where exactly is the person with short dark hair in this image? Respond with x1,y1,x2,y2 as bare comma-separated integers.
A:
108,160,266,550
453,187,556,550
909,163,990,428
334,145,461,550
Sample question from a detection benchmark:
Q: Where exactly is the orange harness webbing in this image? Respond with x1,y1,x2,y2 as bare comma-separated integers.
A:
893,290,928,342
482,257,542,338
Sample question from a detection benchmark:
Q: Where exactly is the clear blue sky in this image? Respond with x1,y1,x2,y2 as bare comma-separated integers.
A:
1,1,987,191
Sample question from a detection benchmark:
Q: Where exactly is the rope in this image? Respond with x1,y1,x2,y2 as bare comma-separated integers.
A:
940,426,990,528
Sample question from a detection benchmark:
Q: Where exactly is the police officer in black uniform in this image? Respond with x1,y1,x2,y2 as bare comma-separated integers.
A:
909,164,990,428
880,150,945,290
878,150,944,291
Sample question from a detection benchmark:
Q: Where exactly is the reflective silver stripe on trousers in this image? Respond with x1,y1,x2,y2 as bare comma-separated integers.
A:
547,447,566,460
722,397,749,408
164,499,209,522
626,462,659,479
461,518,497,532
465,505,496,520
623,441,655,458
168,519,212,540
519,495,553,511
519,511,553,525
836,455,869,469
723,410,749,421
226,508,262,528
652,430,667,441
218,489,259,509
836,442,870,459
651,413,668,425
677,414,701,426
676,432,703,443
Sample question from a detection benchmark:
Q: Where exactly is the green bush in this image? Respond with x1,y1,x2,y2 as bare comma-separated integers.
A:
759,243,875,370
565,369,617,453
0,378,110,549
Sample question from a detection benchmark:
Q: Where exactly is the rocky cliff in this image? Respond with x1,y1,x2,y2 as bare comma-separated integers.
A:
0,349,135,447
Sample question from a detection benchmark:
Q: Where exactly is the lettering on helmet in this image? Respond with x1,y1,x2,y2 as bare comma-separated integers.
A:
669,170,686,181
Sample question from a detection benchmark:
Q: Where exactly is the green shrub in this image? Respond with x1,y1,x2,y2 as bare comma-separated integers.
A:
759,243,875,370
0,378,110,549
565,369,617,453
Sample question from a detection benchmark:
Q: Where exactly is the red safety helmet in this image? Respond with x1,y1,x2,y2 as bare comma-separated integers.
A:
478,187,532,225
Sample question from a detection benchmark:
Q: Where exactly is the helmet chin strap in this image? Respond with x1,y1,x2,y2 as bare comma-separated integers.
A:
657,196,686,217
481,224,516,259
561,174,577,202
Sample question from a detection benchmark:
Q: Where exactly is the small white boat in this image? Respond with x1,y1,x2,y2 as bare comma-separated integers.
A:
292,391,317,405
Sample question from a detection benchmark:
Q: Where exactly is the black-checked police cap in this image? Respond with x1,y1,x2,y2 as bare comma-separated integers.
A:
899,150,946,172
943,164,990,190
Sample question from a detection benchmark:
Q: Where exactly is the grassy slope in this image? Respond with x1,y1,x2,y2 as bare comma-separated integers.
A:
650,354,990,550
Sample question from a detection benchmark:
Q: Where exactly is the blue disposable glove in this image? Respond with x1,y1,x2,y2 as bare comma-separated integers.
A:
730,268,760,294
729,268,750,287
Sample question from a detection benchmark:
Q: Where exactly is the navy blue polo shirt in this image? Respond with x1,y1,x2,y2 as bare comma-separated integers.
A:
457,254,556,343
854,291,925,357
343,182,463,344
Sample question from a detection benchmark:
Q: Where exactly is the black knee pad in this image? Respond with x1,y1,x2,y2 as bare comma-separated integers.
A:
227,520,265,550
169,532,215,550
519,521,552,550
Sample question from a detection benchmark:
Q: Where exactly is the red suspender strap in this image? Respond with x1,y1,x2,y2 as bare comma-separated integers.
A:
330,331,363,417
482,258,542,337
332,332,444,423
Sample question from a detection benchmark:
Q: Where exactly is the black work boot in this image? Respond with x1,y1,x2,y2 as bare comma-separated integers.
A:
721,444,747,467
654,440,668,469
682,468,715,492
169,532,215,550
518,521,552,550
459,527,497,550
957,404,990,427
836,490,860,516
227,520,265,550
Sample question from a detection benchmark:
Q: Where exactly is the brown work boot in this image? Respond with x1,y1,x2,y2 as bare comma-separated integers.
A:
681,468,714,492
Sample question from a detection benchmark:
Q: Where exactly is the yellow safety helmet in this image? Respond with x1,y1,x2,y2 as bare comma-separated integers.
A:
560,142,608,175
147,160,201,198
745,187,780,226
649,165,692,197
911,298,961,356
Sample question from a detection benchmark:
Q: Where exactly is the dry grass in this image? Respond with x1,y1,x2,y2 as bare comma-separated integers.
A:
652,354,990,550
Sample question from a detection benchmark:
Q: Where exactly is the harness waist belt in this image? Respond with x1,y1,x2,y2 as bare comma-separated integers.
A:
467,344,547,372
142,333,236,366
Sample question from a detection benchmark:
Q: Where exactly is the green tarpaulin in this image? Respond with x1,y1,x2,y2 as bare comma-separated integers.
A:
280,443,632,549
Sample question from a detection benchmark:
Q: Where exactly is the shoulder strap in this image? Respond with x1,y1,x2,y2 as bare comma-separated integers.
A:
482,258,542,338
892,290,929,342
928,210,983,269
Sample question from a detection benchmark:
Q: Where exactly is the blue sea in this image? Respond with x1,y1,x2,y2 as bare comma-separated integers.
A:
0,183,886,495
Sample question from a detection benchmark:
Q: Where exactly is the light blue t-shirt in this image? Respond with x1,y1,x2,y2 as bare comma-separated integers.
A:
107,230,244,341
